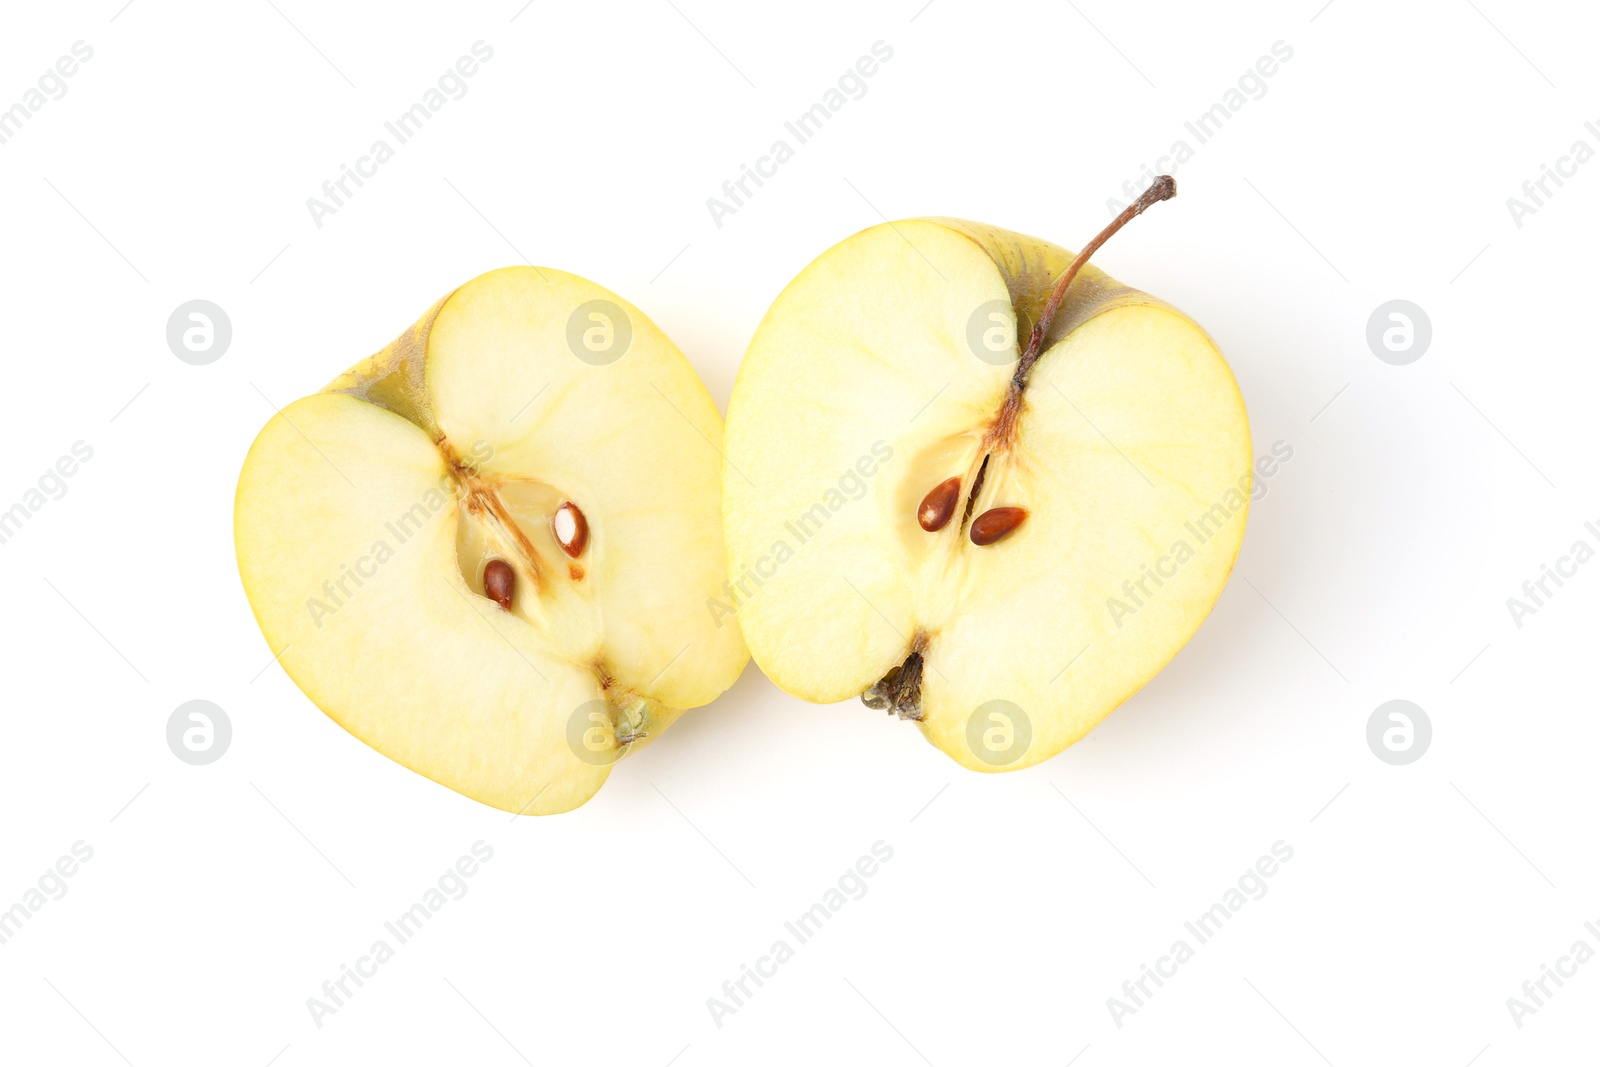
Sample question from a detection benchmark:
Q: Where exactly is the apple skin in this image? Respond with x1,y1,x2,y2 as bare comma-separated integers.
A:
722,219,1251,773
321,294,447,435
926,217,1173,348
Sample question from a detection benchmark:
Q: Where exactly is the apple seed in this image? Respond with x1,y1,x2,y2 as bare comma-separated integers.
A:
970,507,1027,546
483,559,515,610
917,477,962,532
553,501,589,558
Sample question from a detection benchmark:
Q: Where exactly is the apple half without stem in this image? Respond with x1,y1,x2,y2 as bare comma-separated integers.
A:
235,267,748,814
722,182,1252,772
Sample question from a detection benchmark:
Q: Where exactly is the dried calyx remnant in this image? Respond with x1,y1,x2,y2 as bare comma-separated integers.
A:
865,177,1179,720
862,634,928,720
595,662,651,746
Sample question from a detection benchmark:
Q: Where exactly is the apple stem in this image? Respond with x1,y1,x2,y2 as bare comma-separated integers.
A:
1013,175,1177,388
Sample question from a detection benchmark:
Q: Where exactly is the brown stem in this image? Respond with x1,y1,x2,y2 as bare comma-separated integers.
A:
1012,175,1177,389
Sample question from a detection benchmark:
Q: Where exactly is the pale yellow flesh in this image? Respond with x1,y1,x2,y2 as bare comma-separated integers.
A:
236,267,748,813
723,221,1251,771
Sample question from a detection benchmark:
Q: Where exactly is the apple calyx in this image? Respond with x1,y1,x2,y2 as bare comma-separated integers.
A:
861,632,929,720
593,661,655,747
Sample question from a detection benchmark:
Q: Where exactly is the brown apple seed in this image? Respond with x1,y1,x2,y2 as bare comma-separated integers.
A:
553,501,588,558
917,477,962,532
970,507,1028,546
483,559,515,610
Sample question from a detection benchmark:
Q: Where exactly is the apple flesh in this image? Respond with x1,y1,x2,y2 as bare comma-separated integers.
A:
236,267,748,813
722,200,1251,771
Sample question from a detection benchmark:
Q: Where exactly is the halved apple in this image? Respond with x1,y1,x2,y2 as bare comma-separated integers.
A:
236,267,748,814
722,180,1252,771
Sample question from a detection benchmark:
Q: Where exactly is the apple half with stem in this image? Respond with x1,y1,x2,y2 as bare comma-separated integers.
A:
722,178,1252,772
236,267,748,814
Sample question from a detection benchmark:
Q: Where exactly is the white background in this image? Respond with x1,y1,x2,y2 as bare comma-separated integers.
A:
0,1,1595,1063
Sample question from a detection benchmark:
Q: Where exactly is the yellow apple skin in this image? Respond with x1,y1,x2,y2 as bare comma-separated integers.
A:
723,220,1250,772
237,268,748,813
